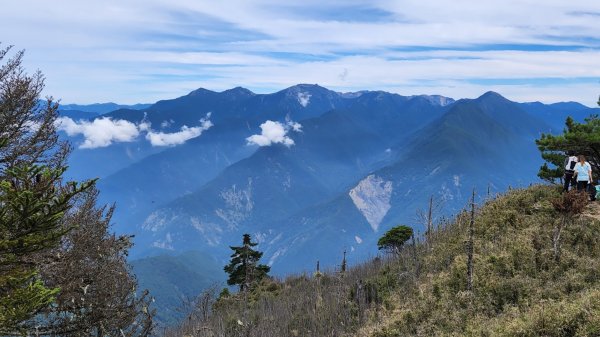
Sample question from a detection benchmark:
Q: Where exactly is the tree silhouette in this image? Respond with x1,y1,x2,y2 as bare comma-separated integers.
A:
377,225,413,255
224,234,270,292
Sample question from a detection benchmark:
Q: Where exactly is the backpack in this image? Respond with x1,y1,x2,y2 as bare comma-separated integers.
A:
565,156,577,171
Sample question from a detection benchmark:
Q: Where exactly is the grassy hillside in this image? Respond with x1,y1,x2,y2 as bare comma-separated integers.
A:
166,185,600,336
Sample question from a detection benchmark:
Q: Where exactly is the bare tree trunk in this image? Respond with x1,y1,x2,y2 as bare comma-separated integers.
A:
411,233,419,278
466,189,475,292
427,196,433,244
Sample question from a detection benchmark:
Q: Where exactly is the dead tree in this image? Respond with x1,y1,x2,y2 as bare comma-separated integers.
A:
416,195,443,248
466,189,475,292
340,250,347,273
411,233,420,277
427,196,433,242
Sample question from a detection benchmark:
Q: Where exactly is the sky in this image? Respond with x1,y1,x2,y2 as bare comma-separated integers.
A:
1,0,599,105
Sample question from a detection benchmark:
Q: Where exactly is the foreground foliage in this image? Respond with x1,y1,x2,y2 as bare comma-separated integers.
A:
168,185,600,336
0,44,154,336
0,43,92,333
36,188,155,336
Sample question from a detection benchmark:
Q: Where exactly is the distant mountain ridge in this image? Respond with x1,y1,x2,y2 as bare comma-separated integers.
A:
58,85,600,323
59,102,151,114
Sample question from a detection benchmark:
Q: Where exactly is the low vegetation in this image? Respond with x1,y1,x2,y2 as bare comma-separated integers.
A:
167,185,600,336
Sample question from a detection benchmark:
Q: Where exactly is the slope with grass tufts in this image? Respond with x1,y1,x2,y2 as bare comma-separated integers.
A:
363,185,600,336
167,185,600,336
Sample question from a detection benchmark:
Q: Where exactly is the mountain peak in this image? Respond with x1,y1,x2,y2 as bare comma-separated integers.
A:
290,83,326,90
221,86,255,98
410,95,455,106
188,88,217,97
477,91,512,103
281,84,332,95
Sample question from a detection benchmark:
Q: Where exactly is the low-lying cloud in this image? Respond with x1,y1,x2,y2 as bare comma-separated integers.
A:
246,119,302,147
56,117,141,148
146,116,213,146
56,114,213,148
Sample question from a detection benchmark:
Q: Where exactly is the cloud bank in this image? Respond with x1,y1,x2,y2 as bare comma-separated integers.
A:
56,114,213,148
56,117,141,148
2,0,599,105
246,120,302,147
146,116,213,146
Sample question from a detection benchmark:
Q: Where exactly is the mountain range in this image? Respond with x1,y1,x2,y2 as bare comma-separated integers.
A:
58,85,599,323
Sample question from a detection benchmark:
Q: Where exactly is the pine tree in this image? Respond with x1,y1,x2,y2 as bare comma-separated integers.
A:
536,96,600,183
377,225,413,255
0,162,93,334
224,234,270,292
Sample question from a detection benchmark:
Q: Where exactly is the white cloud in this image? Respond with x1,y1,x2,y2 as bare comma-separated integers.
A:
146,114,213,146
286,117,303,132
56,113,212,148
55,117,141,148
2,0,600,104
160,119,174,128
23,120,42,133
246,119,301,147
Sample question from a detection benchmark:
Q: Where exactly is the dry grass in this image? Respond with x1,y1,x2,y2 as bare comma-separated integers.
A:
165,185,600,336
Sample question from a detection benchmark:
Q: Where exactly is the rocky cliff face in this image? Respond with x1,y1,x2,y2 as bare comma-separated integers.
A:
349,175,393,232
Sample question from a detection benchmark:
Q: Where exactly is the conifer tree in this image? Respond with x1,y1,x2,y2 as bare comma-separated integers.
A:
536,96,600,183
0,44,93,333
0,165,92,333
0,43,155,336
224,234,270,292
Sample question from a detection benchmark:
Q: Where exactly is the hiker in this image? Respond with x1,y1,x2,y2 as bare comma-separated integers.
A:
574,155,592,192
563,151,578,192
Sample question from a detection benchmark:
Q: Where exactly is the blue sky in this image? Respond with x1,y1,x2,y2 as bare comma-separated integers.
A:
2,0,599,105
